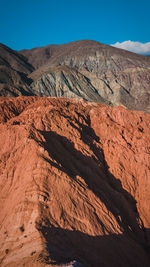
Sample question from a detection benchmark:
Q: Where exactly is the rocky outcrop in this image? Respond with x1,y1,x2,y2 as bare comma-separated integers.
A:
0,97,150,266
30,65,110,104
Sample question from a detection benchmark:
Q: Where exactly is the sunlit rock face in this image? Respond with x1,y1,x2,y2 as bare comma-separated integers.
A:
0,96,150,266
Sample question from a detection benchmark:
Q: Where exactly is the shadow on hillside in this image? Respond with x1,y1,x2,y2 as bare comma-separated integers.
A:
38,119,150,265
36,223,150,267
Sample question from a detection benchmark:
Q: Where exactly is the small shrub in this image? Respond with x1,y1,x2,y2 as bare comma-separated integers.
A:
19,225,25,232
5,249,9,254
31,251,36,256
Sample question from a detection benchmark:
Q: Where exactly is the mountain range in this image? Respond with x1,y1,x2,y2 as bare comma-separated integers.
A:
0,40,150,266
0,40,150,112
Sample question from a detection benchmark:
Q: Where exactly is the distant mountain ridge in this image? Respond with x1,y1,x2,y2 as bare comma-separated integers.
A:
0,40,150,112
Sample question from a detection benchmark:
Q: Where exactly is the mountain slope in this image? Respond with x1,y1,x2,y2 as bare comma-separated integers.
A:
20,40,150,71
29,65,110,104
0,97,150,266
20,44,59,69
0,43,34,74
0,40,150,112
21,40,150,112
0,44,34,96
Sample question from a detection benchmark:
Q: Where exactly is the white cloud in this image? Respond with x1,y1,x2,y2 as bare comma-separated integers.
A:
111,41,150,55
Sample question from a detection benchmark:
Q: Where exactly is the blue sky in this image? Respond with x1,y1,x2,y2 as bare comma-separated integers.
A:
0,0,150,51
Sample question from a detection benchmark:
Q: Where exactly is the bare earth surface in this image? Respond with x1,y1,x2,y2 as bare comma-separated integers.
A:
0,96,150,266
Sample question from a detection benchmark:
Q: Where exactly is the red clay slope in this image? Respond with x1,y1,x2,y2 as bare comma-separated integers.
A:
0,97,150,267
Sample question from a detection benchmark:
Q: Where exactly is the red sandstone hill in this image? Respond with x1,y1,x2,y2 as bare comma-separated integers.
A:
0,96,150,266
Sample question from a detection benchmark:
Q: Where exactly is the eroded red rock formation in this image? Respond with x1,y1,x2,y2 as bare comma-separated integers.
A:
0,97,150,266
